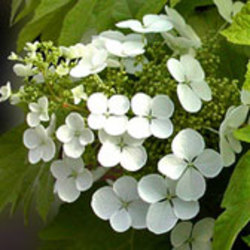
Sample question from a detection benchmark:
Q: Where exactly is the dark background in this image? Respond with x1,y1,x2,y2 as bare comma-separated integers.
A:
0,1,39,249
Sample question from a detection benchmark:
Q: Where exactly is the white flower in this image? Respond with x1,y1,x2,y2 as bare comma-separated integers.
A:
60,44,86,59
171,218,215,250
138,174,199,234
167,55,212,113
70,44,108,78
56,112,94,158
128,93,174,139
93,30,146,58
116,14,173,33
91,176,149,232
13,63,34,77
165,7,201,49
0,82,11,102
71,85,87,105
10,86,25,105
98,130,147,171
51,157,93,203
158,129,223,201
219,105,249,167
241,90,250,105
23,124,56,164
87,93,130,136
213,0,244,23
27,96,50,127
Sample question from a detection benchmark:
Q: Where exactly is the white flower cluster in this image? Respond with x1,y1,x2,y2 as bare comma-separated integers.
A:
2,4,249,244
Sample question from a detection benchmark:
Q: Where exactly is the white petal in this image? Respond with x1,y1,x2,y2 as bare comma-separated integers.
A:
190,80,212,101
87,114,106,130
91,186,121,220
151,118,174,139
75,169,93,191
158,154,187,180
98,129,121,145
28,147,42,164
66,112,84,131
172,128,205,162
63,138,85,158
23,128,41,149
113,176,139,202
116,20,142,31
79,128,94,146
98,144,121,167
41,140,56,162
27,112,40,127
152,95,174,118
123,133,144,146
176,168,206,201
122,41,145,56
227,133,242,153
108,95,130,115
110,209,132,232
128,200,148,229
226,105,249,128
177,84,202,113
147,202,178,234
170,221,192,247
192,241,212,250
56,178,80,203
180,55,205,81
172,198,199,220
50,160,71,179
105,40,123,57
70,63,91,78
131,93,151,116
120,146,147,171
127,117,151,139
87,92,108,114
167,58,185,82
194,149,223,178
56,125,74,143
138,174,167,203
219,136,236,167
104,116,128,136
192,218,215,241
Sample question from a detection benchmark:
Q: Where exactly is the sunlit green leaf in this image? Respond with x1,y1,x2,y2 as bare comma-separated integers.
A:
213,151,250,250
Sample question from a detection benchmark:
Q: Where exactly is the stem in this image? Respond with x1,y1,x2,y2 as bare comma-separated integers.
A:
205,127,219,135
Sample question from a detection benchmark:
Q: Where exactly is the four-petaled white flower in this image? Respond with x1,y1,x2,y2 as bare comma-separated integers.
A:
170,218,215,250
158,128,223,201
165,7,201,49
13,63,35,77
116,14,173,33
27,96,50,127
56,112,94,158
219,105,249,167
167,55,212,113
70,44,108,78
98,130,147,172
93,30,146,58
128,93,174,139
87,93,130,136
91,176,149,232
51,157,93,203
138,174,199,234
0,82,11,102
71,85,87,105
23,123,56,164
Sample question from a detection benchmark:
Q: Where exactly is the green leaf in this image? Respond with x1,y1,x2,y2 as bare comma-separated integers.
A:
17,0,73,51
234,125,250,143
40,184,171,250
0,125,55,222
243,61,250,90
170,0,181,7
58,0,98,46
242,235,250,247
221,2,250,46
10,0,23,24
213,151,250,250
